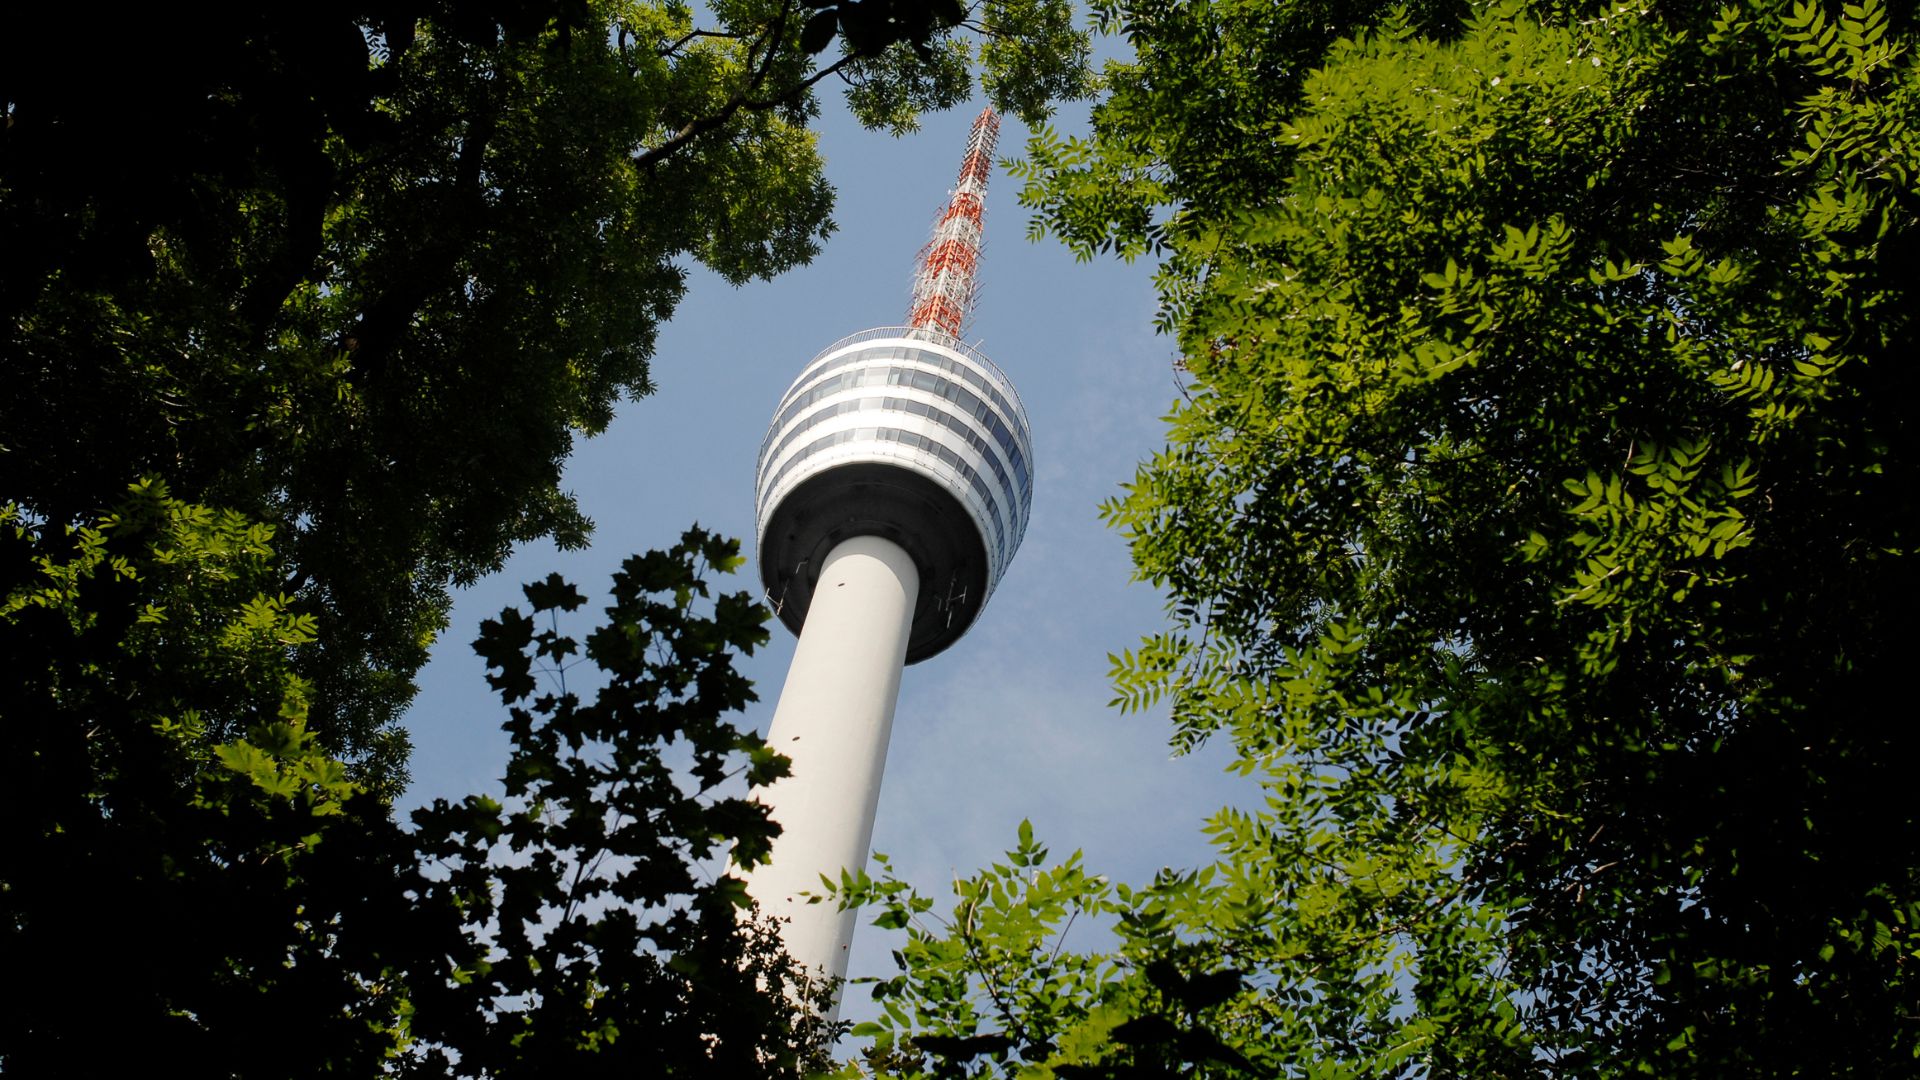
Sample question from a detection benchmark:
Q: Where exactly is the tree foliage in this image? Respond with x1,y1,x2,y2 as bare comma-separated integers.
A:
2,0,1092,784
2,518,826,1074
405,530,833,1076
3,482,425,1070
4,1,1101,1069
853,0,1920,1075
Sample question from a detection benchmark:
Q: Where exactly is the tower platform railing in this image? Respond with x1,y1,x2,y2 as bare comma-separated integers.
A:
769,324,1030,430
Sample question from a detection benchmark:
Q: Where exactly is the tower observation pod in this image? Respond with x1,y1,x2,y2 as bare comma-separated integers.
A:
746,108,1032,1007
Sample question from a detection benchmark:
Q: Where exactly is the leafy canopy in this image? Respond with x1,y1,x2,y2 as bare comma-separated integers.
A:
2,512,830,1073
3,2,1113,1068
851,0,1920,1075
2,0,1094,784
406,528,838,1075
2,482,402,1069
4,0,1103,1069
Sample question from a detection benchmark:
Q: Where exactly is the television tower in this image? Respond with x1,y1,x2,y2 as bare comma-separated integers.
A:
745,108,1032,1004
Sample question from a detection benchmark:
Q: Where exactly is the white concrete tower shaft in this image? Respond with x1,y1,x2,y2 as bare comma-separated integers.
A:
743,536,918,989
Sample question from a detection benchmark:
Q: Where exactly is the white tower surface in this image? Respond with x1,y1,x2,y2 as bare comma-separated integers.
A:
745,109,1033,1008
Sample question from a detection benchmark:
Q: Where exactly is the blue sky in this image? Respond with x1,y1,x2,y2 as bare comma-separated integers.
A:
401,87,1244,1005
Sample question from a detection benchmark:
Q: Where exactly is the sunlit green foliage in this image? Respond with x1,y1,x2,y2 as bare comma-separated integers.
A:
1,481,401,1070
855,0,1920,1075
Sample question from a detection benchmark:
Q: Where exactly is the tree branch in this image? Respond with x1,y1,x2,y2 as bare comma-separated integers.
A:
635,1,868,171
657,28,749,57
343,110,496,377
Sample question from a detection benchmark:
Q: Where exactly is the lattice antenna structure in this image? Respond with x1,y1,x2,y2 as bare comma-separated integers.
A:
907,107,1000,338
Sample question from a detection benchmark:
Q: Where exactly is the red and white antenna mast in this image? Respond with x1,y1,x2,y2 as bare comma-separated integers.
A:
907,107,1000,339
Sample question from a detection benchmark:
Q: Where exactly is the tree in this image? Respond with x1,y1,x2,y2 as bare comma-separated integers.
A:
1,511,830,1074
5,2,1101,1069
2,482,420,1071
2,0,1093,786
406,529,838,1075
848,0,1920,1075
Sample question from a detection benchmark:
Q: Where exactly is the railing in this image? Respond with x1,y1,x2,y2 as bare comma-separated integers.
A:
794,326,1030,426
